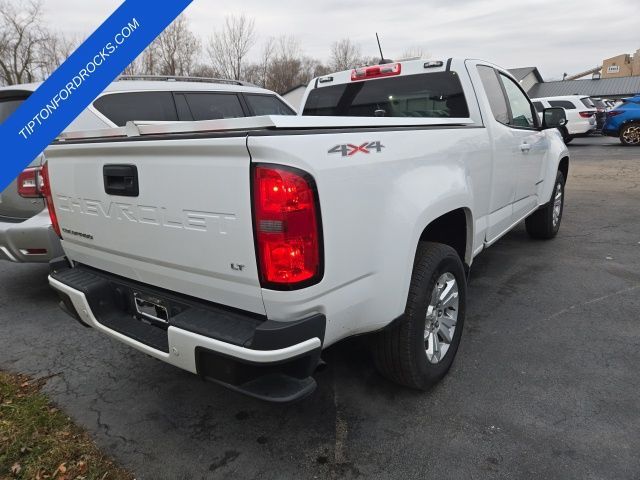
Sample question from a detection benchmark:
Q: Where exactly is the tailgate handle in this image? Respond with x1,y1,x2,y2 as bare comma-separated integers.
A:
103,164,139,197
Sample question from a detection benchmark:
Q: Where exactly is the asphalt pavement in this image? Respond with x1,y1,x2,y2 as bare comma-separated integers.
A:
1,135,639,480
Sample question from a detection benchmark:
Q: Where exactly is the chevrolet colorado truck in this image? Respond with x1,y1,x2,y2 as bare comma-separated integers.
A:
44,59,569,402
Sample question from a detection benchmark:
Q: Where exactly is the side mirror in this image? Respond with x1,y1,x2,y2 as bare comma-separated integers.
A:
542,107,568,129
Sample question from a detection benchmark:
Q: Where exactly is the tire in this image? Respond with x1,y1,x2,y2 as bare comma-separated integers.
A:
372,242,466,390
619,123,640,146
525,170,565,239
559,127,572,144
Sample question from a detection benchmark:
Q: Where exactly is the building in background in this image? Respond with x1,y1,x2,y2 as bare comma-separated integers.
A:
528,76,640,100
508,67,544,92
602,49,640,79
509,48,640,100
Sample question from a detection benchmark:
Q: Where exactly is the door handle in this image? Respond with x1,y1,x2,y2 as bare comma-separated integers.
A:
520,143,531,153
103,164,139,197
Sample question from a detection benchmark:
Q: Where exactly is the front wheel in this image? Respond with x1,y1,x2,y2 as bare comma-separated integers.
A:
372,242,466,390
620,123,640,146
525,170,565,239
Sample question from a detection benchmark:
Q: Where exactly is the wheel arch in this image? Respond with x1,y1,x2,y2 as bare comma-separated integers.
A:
417,207,473,270
558,156,569,182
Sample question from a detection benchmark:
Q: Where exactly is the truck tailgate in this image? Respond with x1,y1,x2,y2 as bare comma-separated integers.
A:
45,137,265,315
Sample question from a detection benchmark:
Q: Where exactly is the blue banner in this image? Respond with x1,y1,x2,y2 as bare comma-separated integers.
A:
0,0,193,191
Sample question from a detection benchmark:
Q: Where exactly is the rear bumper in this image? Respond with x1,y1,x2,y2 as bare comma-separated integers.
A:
49,261,325,402
567,119,596,136
0,210,63,263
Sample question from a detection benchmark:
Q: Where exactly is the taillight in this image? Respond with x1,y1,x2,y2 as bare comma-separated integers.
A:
17,167,43,198
579,111,595,118
607,110,623,117
40,162,62,238
253,165,322,289
351,63,401,81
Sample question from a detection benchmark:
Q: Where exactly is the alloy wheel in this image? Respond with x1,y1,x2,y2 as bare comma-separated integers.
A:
424,272,459,364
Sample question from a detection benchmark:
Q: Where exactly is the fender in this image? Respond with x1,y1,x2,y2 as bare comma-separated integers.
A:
537,130,569,205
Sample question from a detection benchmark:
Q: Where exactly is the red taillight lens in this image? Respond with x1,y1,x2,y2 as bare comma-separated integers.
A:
351,63,401,81
40,162,62,238
607,110,623,117
253,165,322,289
579,111,595,118
17,167,43,198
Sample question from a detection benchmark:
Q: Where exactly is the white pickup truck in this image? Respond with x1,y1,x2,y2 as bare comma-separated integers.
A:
44,58,569,402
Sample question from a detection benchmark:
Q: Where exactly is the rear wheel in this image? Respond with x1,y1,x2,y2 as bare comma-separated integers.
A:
525,170,565,239
559,127,572,144
620,123,640,146
372,242,466,390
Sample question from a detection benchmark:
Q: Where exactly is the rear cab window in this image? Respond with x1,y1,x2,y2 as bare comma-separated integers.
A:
303,71,469,118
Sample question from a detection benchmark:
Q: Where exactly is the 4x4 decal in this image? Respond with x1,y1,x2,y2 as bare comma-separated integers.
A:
328,141,385,157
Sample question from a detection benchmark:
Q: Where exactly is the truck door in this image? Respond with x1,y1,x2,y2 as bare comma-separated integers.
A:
474,65,544,243
495,71,546,220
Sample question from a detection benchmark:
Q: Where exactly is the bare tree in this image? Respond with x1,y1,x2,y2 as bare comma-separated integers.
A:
400,46,429,60
329,38,362,71
40,32,78,77
207,14,256,80
265,36,303,94
0,0,47,85
190,63,219,78
151,15,200,76
245,37,275,87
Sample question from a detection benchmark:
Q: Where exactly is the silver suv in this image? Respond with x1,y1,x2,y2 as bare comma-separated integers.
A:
0,76,295,263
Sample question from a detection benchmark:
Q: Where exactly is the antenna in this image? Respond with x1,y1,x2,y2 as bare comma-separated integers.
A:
376,33,385,63
375,34,394,64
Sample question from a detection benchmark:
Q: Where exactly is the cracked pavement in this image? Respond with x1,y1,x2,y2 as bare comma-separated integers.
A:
1,136,639,479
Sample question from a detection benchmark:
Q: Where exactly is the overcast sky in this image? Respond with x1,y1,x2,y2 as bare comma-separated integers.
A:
44,0,640,80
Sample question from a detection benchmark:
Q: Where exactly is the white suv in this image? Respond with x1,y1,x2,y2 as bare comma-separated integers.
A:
531,95,596,143
0,77,295,263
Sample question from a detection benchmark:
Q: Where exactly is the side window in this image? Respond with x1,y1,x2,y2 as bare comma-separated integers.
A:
548,100,576,110
245,94,295,115
499,73,536,128
93,92,178,126
183,93,245,120
532,101,545,113
476,65,509,124
580,98,595,108
174,93,193,121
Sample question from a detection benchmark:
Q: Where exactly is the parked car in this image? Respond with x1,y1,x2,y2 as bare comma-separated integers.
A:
44,59,569,402
590,98,608,130
602,94,640,146
0,77,295,263
531,95,597,143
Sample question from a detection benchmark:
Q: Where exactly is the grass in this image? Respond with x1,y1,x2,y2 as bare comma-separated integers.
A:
0,371,133,480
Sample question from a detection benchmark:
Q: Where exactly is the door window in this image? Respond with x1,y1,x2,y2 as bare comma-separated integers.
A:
499,73,537,128
476,66,509,124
